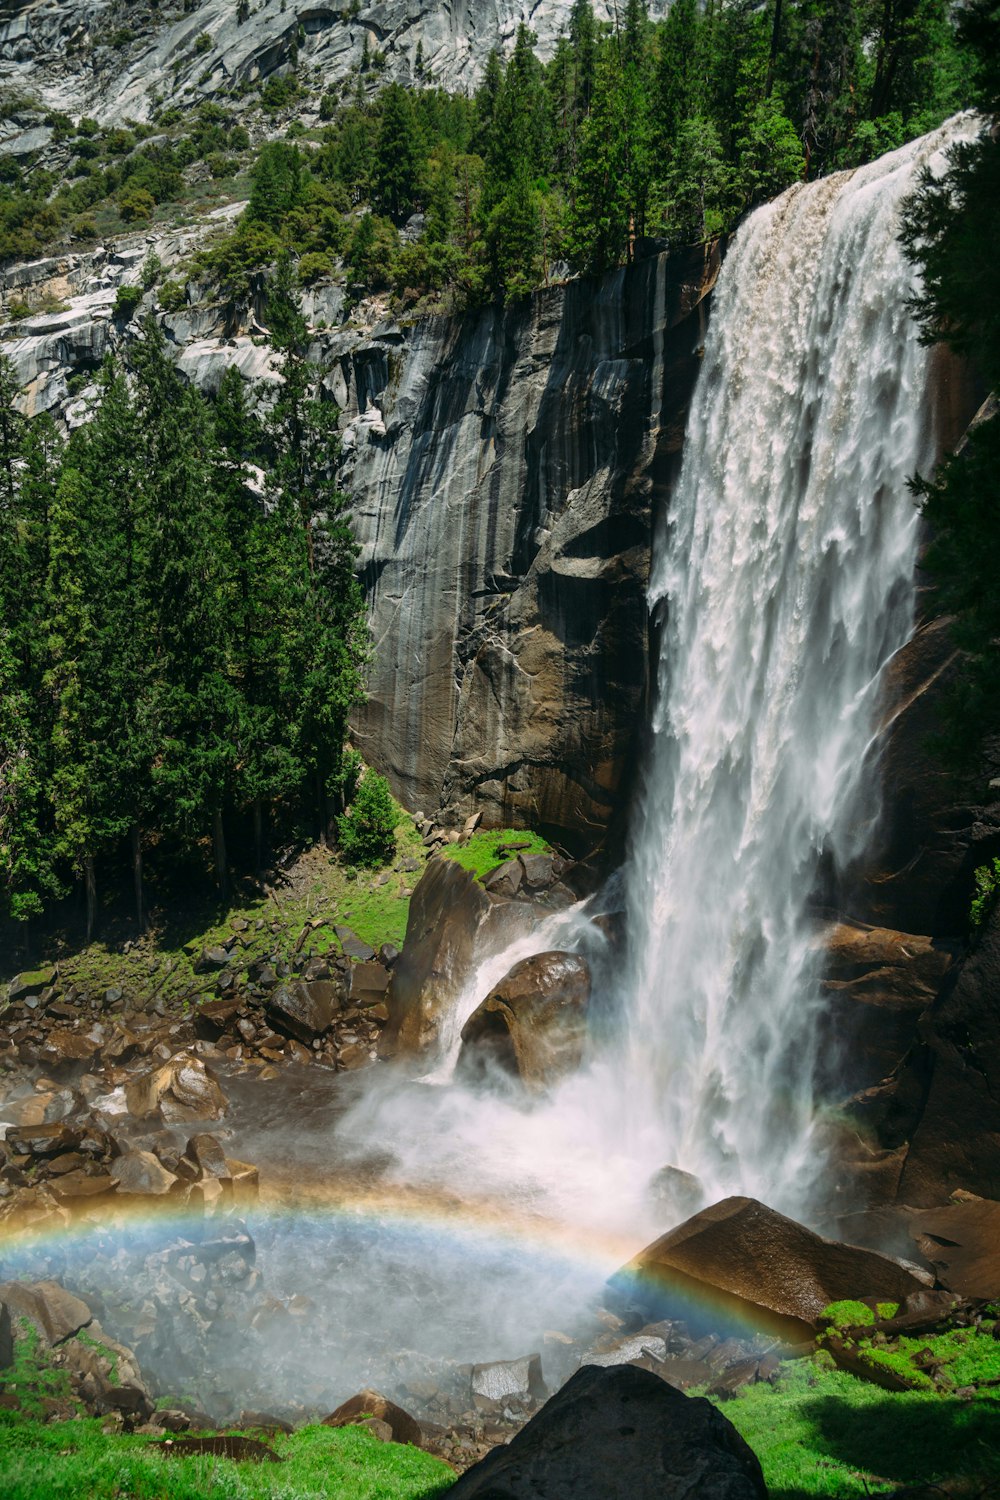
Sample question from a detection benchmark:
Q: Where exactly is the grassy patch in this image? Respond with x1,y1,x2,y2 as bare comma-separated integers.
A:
440,828,553,881
0,1410,455,1499
719,1351,1000,1498
0,1321,78,1420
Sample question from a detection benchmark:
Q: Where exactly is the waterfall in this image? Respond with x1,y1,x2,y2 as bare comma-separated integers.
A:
338,117,977,1248
619,114,976,1215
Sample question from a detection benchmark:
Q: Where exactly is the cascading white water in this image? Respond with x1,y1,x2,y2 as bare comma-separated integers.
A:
619,115,978,1215
337,116,977,1249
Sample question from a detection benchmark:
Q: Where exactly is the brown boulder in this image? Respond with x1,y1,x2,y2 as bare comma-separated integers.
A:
124,1054,226,1124
265,980,340,1044
323,1388,423,1447
458,952,590,1091
446,1363,766,1500
611,1197,928,1341
0,1280,92,1345
380,859,535,1061
110,1150,180,1197
347,962,391,1007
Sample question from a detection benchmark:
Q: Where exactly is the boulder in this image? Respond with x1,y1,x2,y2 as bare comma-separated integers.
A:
322,1388,423,1447
110,1150,180,1197
124,1054,226,1124
471,1354,547,1404
446,1363,767,1500
610,1197,928,1341
348,962,391,1007
458,952,590,1091
380,859,534,1061
265,981,340,1044
0,1280,92,1345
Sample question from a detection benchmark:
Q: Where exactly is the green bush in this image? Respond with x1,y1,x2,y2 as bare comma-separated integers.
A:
112,284,143,320
7,299,30,321
337,770,399,868
158,278,188,312
118,185,155,223
298,250,334,285
971,857,1000,930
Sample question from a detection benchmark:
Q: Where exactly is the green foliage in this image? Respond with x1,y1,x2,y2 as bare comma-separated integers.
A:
111,283,143,320
0,1409,454,1499
158,278,188,312
337,769,400,867
0,312,368,929
722,1352,1000,1497
117,183,155,223
971,857,1000,931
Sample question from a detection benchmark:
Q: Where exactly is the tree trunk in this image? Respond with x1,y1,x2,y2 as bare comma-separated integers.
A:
253,797,264,876
213,809,229,901
316,771,328,848
84,855,97,944
131,825,145,933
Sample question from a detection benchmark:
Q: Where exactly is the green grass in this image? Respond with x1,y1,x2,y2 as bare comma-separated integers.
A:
0,1322,78,1420
0,1411,455,1500
440,828,553,880
719,1353,1000,1498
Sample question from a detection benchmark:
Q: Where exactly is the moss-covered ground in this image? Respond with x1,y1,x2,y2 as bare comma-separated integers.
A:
1,823,555,1014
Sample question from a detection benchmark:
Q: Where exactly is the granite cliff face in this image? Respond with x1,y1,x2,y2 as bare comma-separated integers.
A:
0,0,667,128
342,243,721,848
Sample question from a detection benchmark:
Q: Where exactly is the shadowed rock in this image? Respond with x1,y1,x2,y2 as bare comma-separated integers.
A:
447,1363,767,1499
158,1435,282,1463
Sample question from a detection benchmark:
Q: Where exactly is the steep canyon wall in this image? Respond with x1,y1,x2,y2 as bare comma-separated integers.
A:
343,243,721,849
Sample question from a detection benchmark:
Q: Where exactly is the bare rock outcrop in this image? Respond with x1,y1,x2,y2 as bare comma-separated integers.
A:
349,241,721,848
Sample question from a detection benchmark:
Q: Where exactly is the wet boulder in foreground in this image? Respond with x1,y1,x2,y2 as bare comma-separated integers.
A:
458,952,590,1091
447,1363,767,1500
610,1196,929,1341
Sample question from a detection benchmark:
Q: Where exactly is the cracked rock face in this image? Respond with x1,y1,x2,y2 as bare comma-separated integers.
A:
345,244,721,848
0,0,669,126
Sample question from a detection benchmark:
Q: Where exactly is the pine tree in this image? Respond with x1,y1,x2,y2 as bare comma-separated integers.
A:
373,82,422,219
131,321,241,897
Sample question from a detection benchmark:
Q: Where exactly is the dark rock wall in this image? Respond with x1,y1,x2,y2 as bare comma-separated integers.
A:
346,243,721,851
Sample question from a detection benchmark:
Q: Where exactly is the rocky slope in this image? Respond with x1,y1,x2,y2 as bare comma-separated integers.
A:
0,0,668,128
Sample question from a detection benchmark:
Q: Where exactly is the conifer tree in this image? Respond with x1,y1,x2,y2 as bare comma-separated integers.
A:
374,82,422,219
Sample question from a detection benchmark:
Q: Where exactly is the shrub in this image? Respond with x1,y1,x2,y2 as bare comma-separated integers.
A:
971,857,1000,931
112,284,143,320
297,250,334,285
157,278,188,312
194,32,212,55
118,185,155,223
337,770,398,868
7,299,30,320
